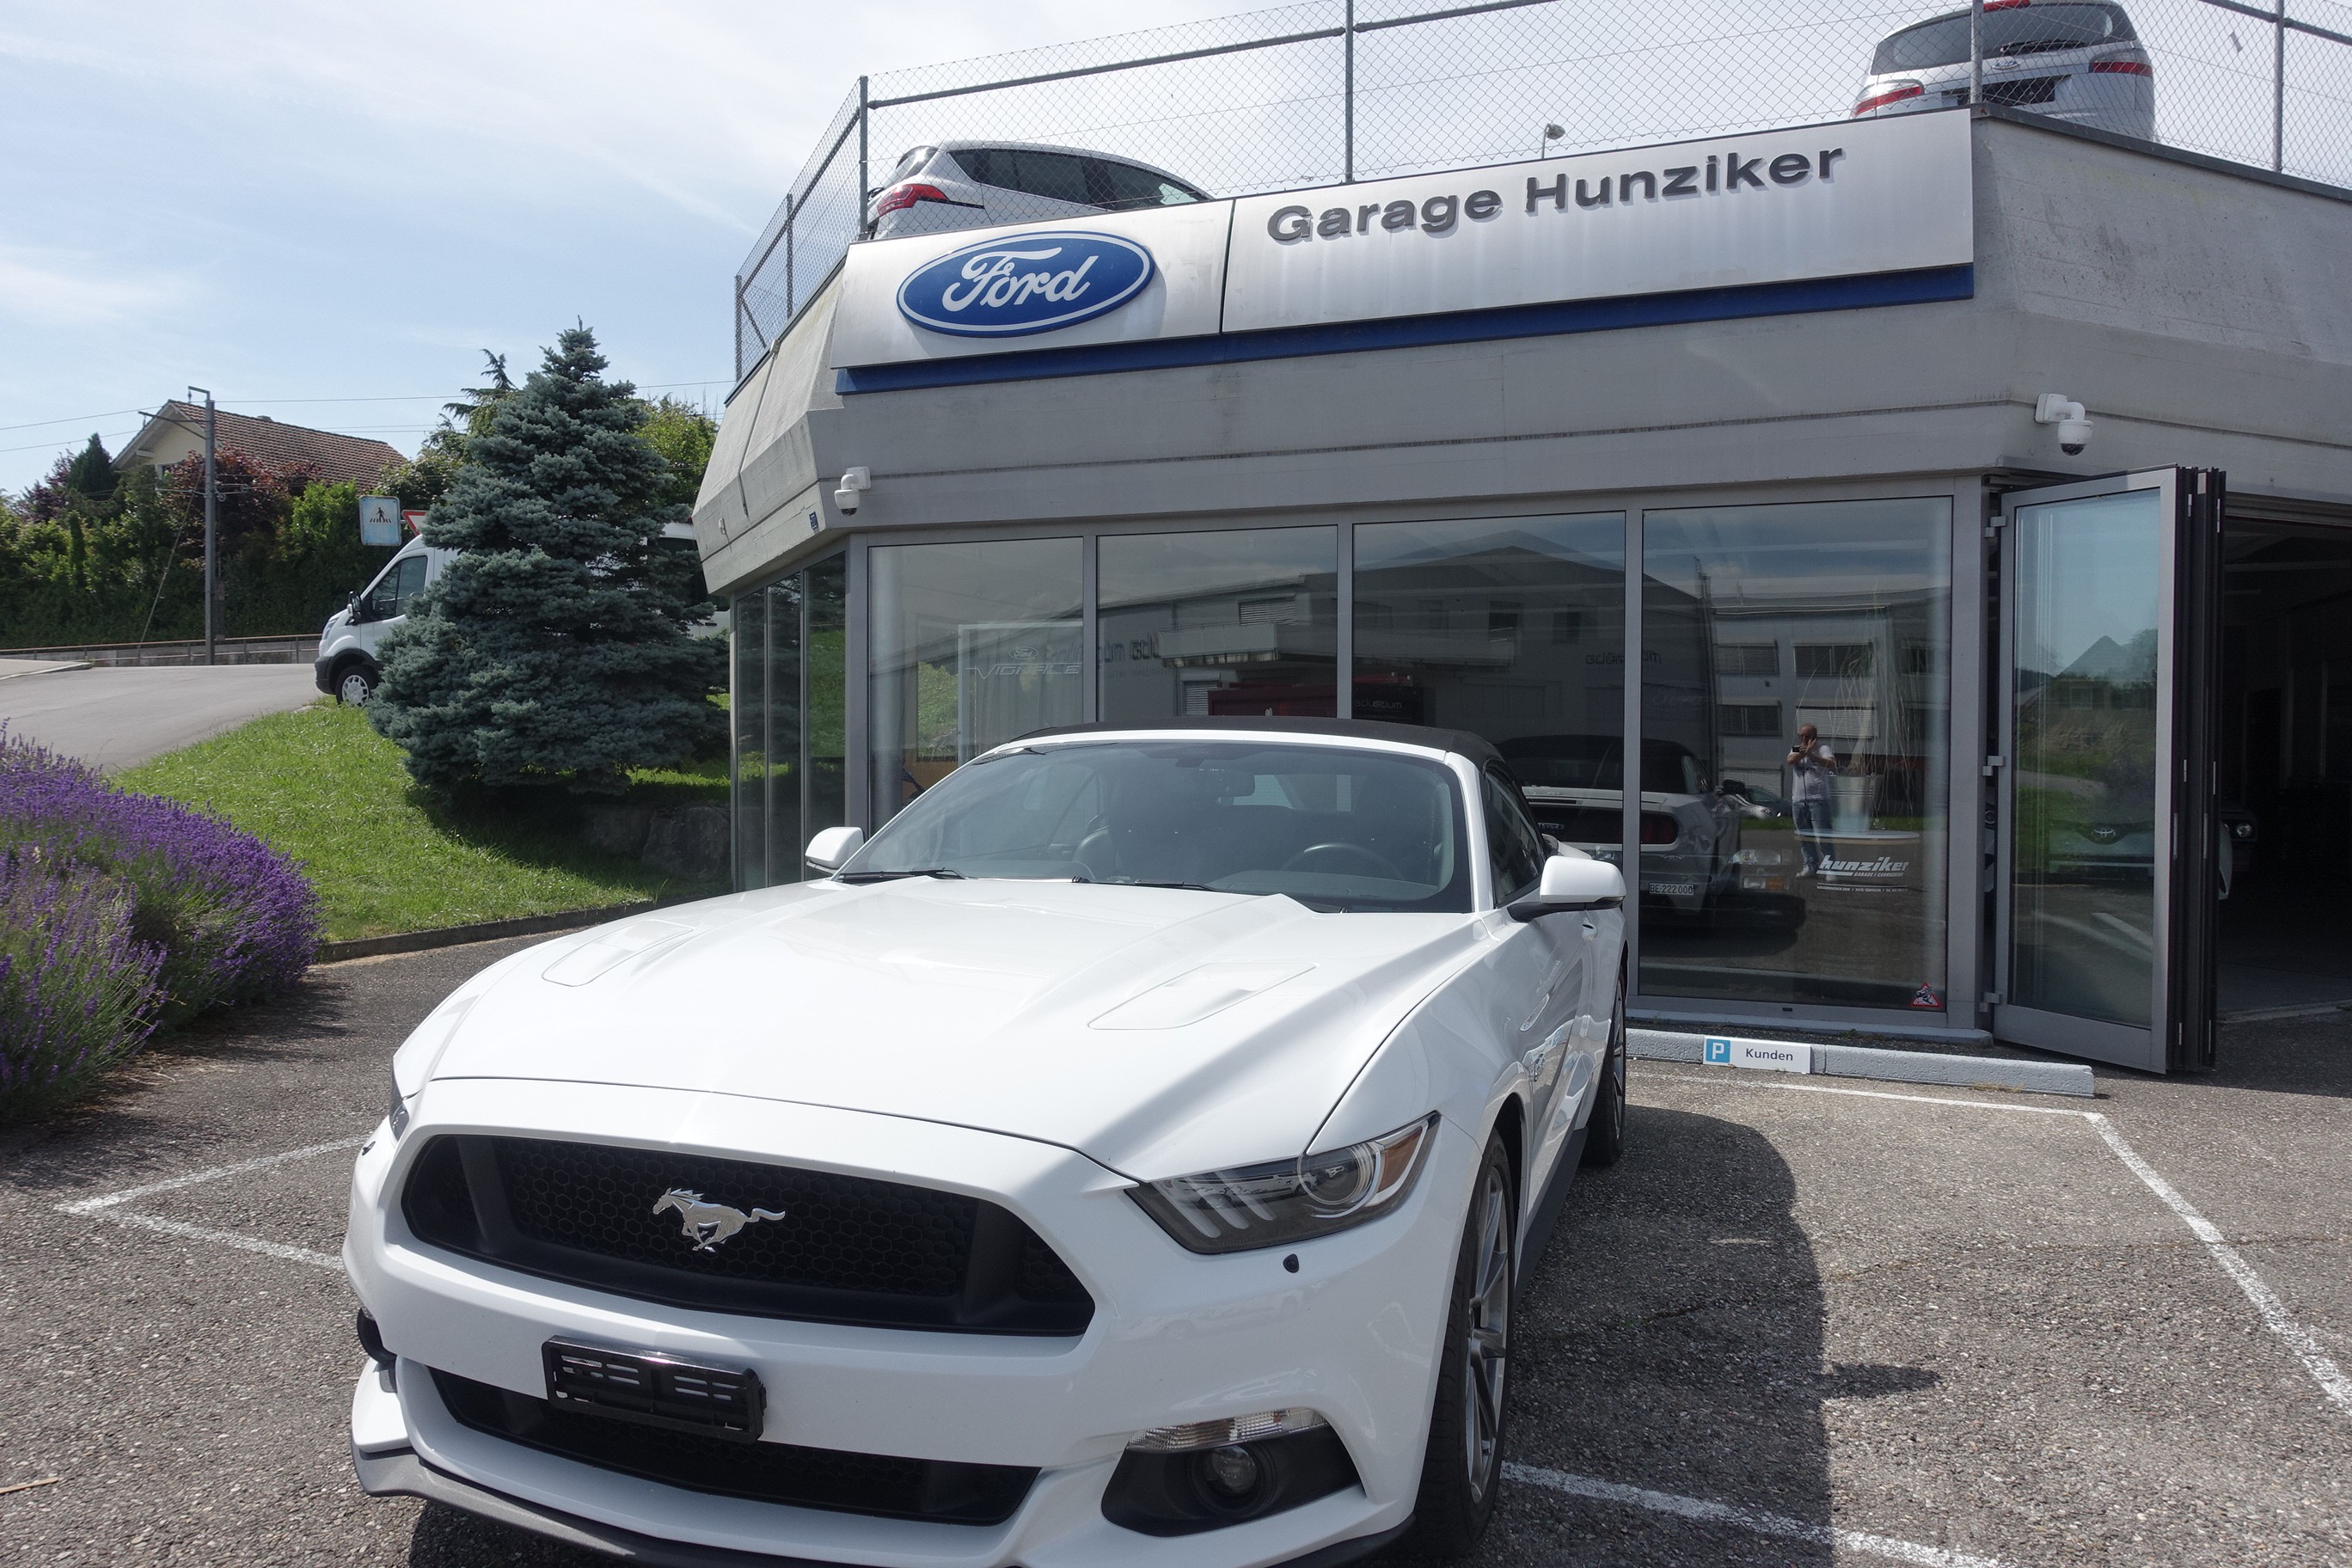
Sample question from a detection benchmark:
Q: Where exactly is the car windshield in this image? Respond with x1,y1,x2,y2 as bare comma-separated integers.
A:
1872,3,2134,71
844,740,1471,913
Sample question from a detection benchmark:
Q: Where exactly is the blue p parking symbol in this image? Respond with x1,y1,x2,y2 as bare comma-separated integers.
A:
1704,1038,1733,1065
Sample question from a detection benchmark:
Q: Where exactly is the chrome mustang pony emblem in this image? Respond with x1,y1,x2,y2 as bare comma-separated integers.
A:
652,1189,787,1252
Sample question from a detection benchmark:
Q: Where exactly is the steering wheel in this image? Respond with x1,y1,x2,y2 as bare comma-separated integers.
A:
1280,842,1407,880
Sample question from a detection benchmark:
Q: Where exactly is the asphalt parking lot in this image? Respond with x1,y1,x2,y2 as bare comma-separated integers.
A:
3,940,2346,1566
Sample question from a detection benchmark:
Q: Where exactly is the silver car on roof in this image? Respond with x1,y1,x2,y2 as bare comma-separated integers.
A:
867,140,1211,240
1852,1,2154,140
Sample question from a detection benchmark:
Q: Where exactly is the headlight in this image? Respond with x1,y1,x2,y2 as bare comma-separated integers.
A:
387,1064,411,1140
1129,1113,1438,1254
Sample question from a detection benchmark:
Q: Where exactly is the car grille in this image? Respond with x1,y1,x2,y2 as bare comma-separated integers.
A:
432,1368,1037,1525
401,1136,1093,1335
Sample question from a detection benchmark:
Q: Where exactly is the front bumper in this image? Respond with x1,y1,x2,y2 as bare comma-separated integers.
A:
347,1078,1467,1567
313,655,334,695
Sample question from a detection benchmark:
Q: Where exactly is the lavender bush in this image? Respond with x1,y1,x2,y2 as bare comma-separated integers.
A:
0,726,320,1025
0,860,164,1125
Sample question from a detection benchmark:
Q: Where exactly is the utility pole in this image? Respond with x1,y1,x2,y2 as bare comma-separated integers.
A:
190,386,217,665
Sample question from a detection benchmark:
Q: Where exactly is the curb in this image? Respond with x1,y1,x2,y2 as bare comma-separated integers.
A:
1631,1027,2097,1099
314,897,696,964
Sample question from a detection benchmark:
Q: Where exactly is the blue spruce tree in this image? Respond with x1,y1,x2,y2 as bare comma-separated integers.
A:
370,327,725,793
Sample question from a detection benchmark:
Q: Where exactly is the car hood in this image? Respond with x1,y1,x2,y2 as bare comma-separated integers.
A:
420,879,1488,1179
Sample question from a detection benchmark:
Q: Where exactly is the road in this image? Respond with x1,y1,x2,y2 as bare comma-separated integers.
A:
0,663,321,769
2,937,2347,1565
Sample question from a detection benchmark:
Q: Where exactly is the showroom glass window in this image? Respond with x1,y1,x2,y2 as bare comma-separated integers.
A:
1099,528,1338,723
870,538,1083,827
806,553,848,853
1638,499,1951,1010
1354,514,1626,854
732,589,767,889
763,574,803,887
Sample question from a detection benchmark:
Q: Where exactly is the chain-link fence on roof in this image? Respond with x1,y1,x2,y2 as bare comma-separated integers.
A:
733,0,2352,380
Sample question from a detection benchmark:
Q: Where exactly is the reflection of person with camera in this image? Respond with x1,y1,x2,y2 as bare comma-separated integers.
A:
1786,722,1836,879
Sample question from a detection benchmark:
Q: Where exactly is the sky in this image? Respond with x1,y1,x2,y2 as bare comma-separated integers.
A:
0,0,1244,494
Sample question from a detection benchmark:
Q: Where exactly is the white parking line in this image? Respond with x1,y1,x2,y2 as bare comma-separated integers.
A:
56,1136,367,1214
89,1211,343,1270
1647,1072,2352,1417
55,1135,365,1273
1507,1463,2023,1567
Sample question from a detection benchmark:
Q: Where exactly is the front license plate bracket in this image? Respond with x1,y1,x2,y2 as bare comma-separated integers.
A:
542,1338,766,1442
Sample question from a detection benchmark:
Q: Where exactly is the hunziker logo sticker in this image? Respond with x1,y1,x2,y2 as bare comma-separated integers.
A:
897,232,1155,337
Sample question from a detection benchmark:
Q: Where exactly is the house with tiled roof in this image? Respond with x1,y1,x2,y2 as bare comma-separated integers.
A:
113,401,404,488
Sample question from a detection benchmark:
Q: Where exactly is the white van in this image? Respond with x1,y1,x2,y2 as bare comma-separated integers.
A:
313,536,458,704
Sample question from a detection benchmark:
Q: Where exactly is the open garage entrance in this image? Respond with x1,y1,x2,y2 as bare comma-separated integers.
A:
2219,517,2352,1018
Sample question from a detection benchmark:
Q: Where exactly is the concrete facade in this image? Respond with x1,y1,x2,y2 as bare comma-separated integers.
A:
695,110,2352,589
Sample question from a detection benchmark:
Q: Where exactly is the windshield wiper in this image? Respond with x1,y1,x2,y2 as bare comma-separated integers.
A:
837,867,968,884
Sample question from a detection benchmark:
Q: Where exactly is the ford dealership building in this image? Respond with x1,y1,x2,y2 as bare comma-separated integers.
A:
691,106,2352,1074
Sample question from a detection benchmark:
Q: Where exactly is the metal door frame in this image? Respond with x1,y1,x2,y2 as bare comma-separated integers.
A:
1993,468,2219,1071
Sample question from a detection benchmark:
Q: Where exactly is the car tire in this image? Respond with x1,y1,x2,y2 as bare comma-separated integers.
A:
1581,969,1628,1168
1402,1131,1516,1559
335,664,377,706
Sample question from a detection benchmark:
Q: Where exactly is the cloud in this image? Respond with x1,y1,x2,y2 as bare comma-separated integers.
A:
0,245,190,327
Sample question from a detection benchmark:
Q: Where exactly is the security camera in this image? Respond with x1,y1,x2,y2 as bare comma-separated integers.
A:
2034,395,2092,456
834,465,870,515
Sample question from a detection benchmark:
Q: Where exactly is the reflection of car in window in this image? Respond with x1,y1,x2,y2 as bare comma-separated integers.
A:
1498,735,1743,915
867,141,1211,240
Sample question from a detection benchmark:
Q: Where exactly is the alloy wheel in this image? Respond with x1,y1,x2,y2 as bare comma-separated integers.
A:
339,672,372,705
1460,1164,1512,1501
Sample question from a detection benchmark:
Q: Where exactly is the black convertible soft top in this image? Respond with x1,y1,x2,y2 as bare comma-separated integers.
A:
1016,716,1503,771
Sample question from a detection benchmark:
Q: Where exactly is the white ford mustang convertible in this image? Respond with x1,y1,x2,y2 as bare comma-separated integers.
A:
346,718,1630,1566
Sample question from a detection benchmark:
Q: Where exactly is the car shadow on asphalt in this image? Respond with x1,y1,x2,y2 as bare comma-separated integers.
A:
1393,1102,1932,1565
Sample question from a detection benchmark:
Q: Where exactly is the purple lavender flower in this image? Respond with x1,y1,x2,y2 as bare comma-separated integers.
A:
0,725,321,1025
0,859,165,1125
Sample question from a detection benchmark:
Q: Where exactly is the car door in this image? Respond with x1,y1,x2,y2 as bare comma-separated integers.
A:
1478,768,1585,1213
356,553,427,660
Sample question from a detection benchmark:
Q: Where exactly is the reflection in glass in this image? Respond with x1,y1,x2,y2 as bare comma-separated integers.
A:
763,576,802,885
1099,529,1338,722
732,590,766,890
2011,491,2162,1027
807,554,847,854
1353,513,1626,855
870,539,1083,827
1640,499,1951,1010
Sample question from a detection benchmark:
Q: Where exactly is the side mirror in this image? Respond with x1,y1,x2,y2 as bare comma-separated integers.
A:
346,591,368,624
1508,854,1625,920
805,825,865,874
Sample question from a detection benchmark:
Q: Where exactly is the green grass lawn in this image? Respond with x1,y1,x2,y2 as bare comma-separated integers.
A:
119,701,728,941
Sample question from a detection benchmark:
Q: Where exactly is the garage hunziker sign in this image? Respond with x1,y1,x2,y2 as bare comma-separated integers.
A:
829,108,1971,378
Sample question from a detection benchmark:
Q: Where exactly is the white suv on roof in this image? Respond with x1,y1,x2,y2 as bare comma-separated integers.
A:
1853,1,2154,140
867,141,1212,240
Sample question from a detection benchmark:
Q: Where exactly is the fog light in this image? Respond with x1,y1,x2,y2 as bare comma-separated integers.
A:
1203,1444,1260,1498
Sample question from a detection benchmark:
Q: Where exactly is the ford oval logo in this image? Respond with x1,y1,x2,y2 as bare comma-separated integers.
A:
896,232,1154,338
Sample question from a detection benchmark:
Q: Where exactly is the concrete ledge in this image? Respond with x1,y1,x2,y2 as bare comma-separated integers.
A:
1631,1028,2097,1099
314,897,695,964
